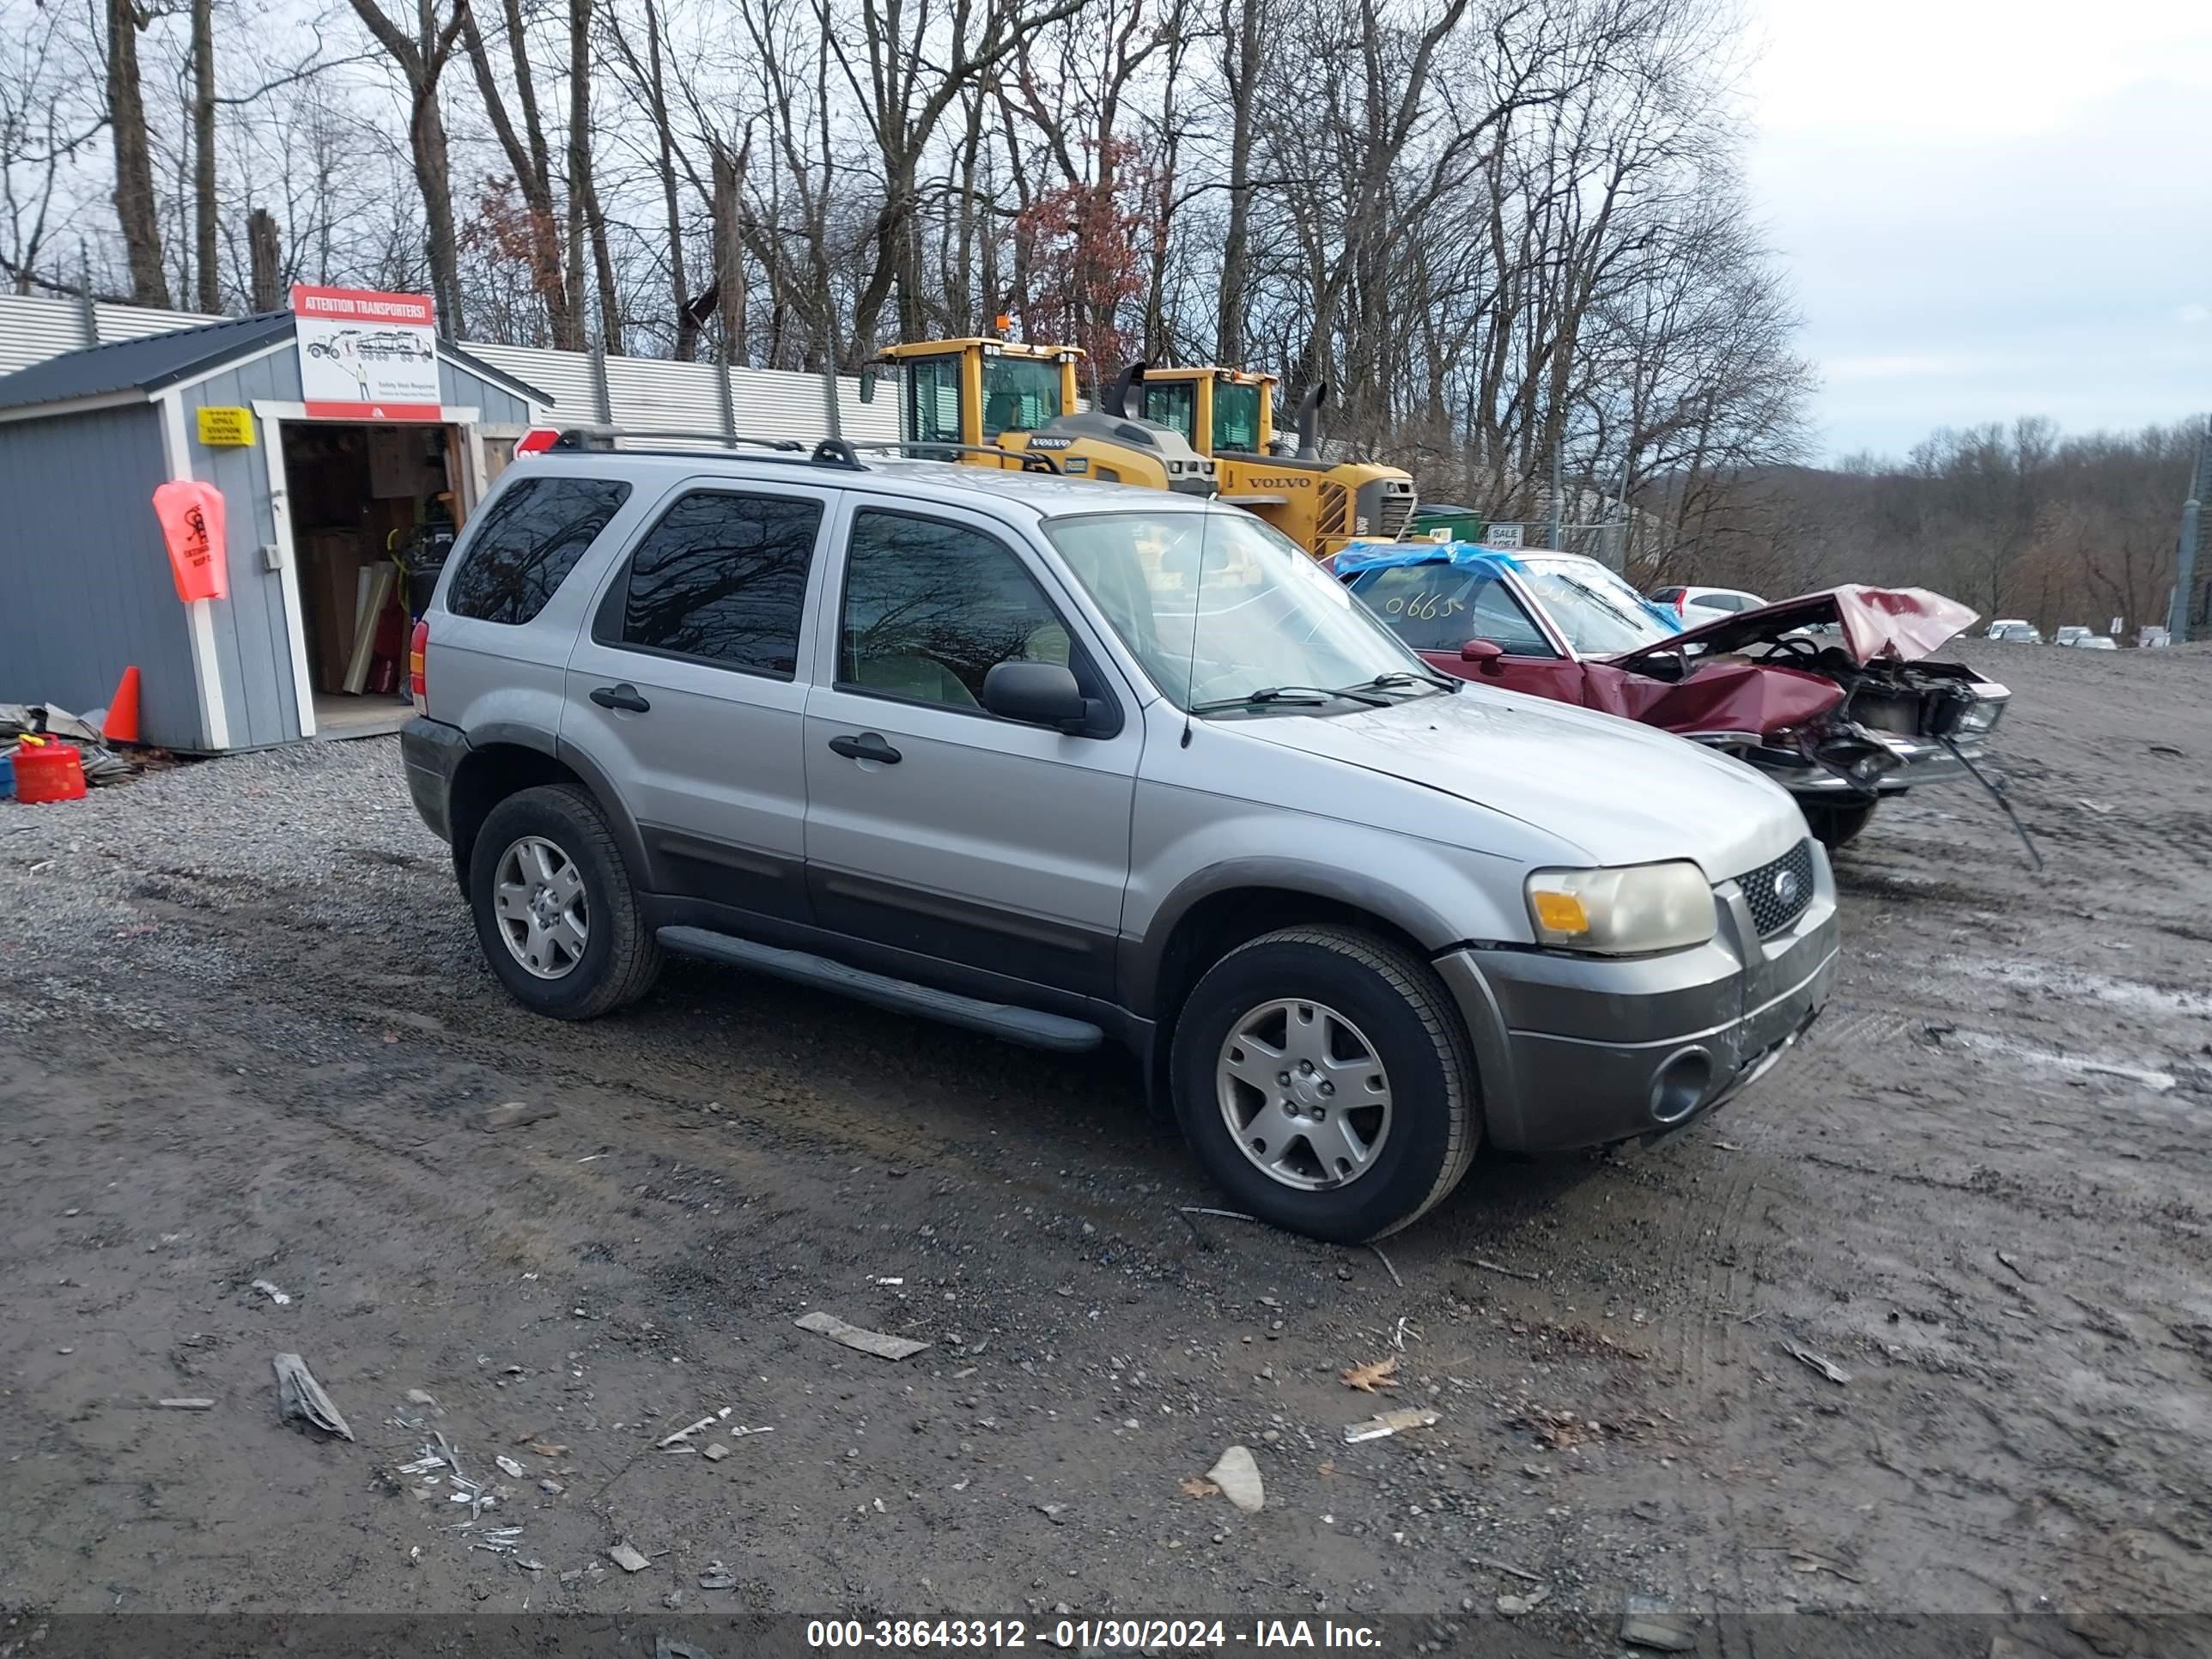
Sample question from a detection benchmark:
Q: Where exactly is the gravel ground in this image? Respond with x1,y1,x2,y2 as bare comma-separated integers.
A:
2,641,2209,1655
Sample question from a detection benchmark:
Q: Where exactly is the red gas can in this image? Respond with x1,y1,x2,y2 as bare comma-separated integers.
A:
12,741,88,804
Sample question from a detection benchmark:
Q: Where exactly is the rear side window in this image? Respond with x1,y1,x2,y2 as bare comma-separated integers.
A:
447,476,630,625
608,490,823,676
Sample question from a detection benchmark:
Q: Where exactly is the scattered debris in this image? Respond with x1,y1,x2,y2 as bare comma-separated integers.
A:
1476,1557,1547,1584
1176,1206,1260,1224
1204,1446,1264,1513
1521,1406,1607,1449
480,1101,557,1131
272,1353,355,1441
1495,1588,1550,1618
1461,1256,1540,1282
657,1407,734,1449
1179,1476,1218,1499
1339,1356,1400,1393
250,1278,293,1306
405,1389,438,1407
576,1152,608,1163
1996,1251,2031,1283
1782,1340,1852,1386
702,1443,731,1462
697,1563,737,1591
1620,1593,1698,1651
1389,1316,1420,1351
528,1441,568,1456
395,1450,447,1476
609,1542,651,1573
495,1455,526,1479
795,1310,930,1361
1369,1244,1404,1290
156,1397,216,1411
540,1480,564,1495
1036,1502,1069,1526
1343,1407,1440,1443
656,1638,714,1659
868,1275,905,1285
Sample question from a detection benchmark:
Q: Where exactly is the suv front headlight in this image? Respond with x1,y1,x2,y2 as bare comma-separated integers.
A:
1525,861,1716,954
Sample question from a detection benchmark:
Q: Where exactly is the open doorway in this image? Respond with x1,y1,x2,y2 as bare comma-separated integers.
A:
277,421,461,738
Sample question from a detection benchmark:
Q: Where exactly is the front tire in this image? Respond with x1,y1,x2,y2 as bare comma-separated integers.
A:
1170,926,1480,1242
468,784,661,1019
1803,798,1878,849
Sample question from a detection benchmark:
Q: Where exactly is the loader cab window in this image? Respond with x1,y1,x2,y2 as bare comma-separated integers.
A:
1212,382,1263,453
904,354,963,447
981,356,1063,437
1142,382,1198,444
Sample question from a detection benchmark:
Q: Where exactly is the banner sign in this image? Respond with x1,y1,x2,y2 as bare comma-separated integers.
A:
291,285,441,421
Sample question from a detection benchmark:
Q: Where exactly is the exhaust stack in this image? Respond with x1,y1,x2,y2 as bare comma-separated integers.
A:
1106,362,1147,419
1291,383,1328,459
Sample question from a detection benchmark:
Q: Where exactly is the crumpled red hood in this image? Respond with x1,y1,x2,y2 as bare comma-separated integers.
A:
1614,585,1980,670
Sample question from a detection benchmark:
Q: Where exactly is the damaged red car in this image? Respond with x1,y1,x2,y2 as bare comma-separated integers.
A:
1330,543,2010,848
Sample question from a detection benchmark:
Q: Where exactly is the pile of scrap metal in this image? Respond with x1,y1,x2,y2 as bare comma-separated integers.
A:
0,703,143,787
1329,543,2030,859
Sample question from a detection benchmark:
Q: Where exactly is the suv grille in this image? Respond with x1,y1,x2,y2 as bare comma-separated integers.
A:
1379,493,1416,538
1740,838,1815,938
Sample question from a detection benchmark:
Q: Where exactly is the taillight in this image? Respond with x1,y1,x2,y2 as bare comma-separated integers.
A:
410,618,429,712
1676,593,1688,617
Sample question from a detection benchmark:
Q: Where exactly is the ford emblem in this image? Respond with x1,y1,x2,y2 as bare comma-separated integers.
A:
1773,868,1802,908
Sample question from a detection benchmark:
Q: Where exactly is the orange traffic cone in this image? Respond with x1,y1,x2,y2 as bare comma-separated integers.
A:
102,665,142,744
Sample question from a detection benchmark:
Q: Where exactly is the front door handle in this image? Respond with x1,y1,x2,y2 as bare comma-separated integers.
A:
591,684,651,713
829,732,902,765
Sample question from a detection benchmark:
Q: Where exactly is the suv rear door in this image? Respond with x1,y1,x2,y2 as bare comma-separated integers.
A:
562,478,836,923
799,500,1140,1001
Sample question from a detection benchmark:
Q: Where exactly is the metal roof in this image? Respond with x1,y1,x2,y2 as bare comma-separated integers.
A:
0,308,549,414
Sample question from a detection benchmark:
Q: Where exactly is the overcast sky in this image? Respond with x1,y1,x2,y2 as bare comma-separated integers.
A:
1741,0,2212,460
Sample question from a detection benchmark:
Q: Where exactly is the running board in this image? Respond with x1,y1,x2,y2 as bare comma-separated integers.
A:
656,927,1104,1054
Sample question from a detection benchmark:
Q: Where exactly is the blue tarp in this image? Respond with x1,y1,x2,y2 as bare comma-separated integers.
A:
1333,540,1526,578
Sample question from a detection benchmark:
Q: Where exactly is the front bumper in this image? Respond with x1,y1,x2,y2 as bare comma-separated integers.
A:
1432,843,1839,1152
1757,731,1997,797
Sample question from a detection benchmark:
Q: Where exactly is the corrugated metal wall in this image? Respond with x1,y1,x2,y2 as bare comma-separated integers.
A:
0,404,204,749
0,296,897,446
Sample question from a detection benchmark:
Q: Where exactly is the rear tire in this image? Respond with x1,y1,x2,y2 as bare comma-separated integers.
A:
469,784,661,1019
1170,926,1480,1242
1803,798,1878,849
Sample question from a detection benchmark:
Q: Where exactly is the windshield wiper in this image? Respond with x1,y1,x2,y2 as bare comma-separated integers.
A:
1189,684,1392,714
1357,670,1457,692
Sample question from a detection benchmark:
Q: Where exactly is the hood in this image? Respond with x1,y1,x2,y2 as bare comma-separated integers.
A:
1614,584,1978,670
1226,684,1805,880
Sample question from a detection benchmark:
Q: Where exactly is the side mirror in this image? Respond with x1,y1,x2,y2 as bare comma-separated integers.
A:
858,368,878,404
1460,638,1505,670
983,660,1090,732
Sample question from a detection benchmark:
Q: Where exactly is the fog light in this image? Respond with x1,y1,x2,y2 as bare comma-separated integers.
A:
1650,1048,1714,1123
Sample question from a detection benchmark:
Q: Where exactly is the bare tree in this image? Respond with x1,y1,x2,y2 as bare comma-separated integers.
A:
344,0,470,333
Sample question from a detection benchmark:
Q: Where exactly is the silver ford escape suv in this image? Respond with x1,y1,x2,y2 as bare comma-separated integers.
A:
401,430,1838,1242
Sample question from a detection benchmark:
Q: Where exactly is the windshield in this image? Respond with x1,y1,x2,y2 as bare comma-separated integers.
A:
1045,511,1431,713
981,356,1062,436
1212,382,1263,453
1516,557,1680,655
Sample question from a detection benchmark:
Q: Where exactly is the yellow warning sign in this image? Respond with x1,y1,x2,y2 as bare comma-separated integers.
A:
196,406,255,447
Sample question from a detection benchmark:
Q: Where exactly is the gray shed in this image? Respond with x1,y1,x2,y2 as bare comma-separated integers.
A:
0,310,545,750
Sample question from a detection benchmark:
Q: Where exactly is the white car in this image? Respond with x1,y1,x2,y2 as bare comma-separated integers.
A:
1987,621,2044,644
2078,635,2118,650
1650,585,1769,629
2053,625,2092,647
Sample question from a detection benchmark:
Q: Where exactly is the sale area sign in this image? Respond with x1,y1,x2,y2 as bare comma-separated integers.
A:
292,285,441,421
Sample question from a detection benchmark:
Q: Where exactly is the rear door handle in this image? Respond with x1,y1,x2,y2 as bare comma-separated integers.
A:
829,732,902,765
591,684,651,713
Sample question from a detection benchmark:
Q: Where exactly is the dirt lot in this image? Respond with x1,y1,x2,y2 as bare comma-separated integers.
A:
3,641,2209,1651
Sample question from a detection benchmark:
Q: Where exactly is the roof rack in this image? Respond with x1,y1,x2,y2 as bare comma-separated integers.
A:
541,427,868,470
845,440,1060,475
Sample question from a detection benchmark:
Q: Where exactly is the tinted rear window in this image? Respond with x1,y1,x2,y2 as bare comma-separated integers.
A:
447,476,631,625
611,490,822,676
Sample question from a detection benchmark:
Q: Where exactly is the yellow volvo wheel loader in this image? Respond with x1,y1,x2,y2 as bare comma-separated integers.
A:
1122,364,1419,558
864,337,1218,495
